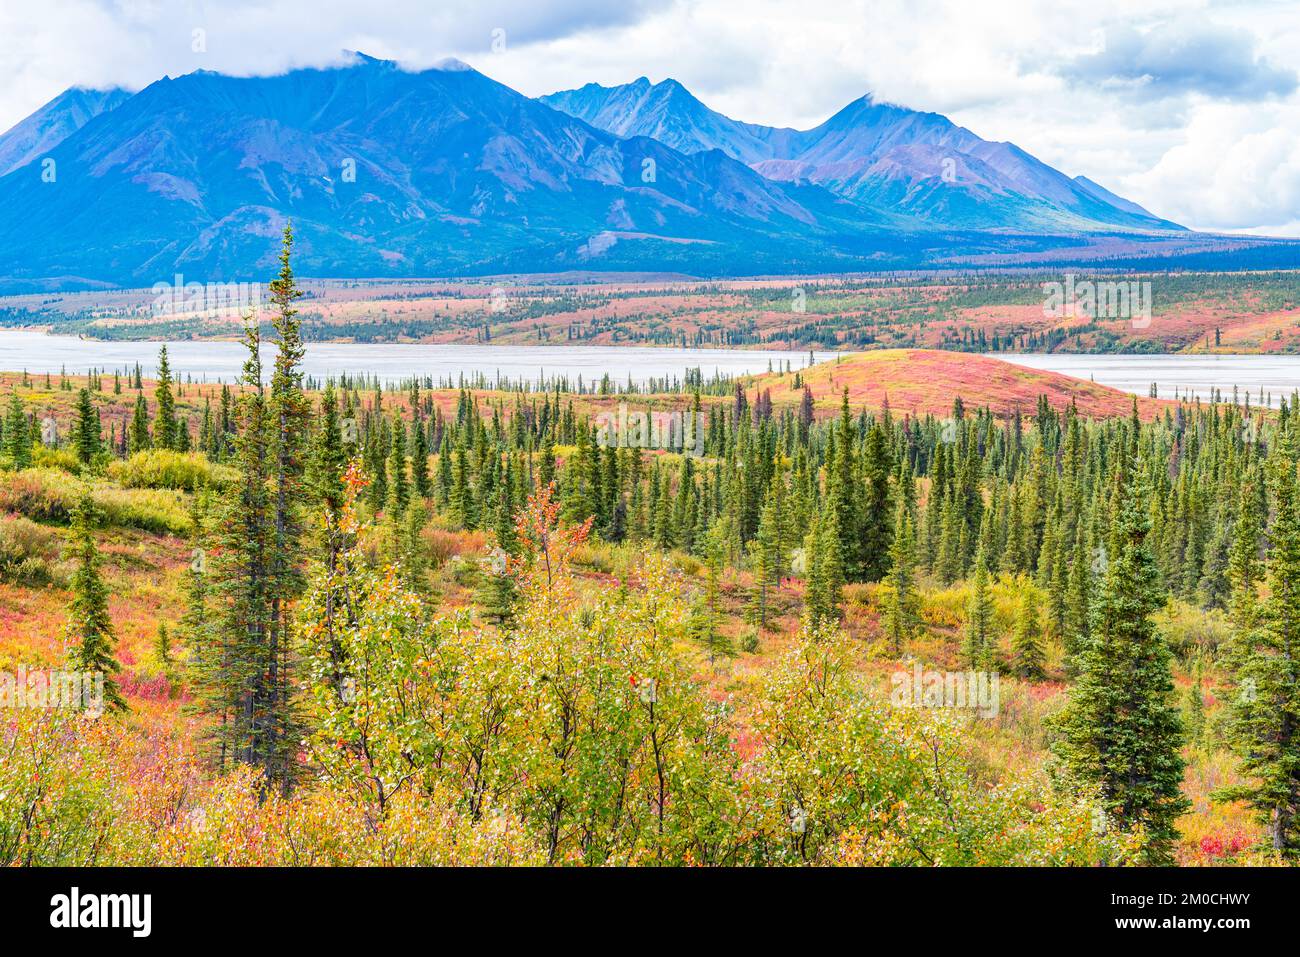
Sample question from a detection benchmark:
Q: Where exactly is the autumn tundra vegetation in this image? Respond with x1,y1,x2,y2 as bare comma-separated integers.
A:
9,269,1299,356
2,228,1299,867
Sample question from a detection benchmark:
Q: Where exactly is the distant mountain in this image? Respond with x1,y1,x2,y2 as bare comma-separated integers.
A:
0,86,131,176
542,80,1182,232
0,55,1286,288
541,77,796,164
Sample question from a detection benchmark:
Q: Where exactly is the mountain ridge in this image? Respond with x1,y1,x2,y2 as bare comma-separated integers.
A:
541,78,1180,232
0,86,132,176
0,56,898,283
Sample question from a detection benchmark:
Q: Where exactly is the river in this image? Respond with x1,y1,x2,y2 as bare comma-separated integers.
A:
1,329,1298,402
0,330,831,388
996,353,1300,407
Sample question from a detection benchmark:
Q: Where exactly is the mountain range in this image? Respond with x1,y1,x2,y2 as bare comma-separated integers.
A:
541,78,1178,233
0,53,1287,288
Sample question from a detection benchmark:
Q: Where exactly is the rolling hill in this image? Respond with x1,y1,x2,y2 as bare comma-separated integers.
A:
752,349,1164,419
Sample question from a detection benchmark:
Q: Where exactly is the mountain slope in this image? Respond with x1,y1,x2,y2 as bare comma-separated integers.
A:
543,80,1181,232
0,86,131,176
0,55,893,283
542,77,796,164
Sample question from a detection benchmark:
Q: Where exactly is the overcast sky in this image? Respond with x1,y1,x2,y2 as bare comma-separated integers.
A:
2,0,1298,234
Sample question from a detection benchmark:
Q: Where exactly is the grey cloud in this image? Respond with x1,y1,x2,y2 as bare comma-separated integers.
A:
459,0,674,48
1058,19,1297,101
1,0,676,127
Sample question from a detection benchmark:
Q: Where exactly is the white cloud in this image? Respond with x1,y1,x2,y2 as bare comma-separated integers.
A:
1057,16,1296,101
1128,100,1300,232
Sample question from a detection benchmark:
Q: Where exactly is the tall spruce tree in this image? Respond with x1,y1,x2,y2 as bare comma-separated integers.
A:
208,318,274,778
827,390,864,579
4,393,31,468
860,421,894,580
1218,453,1300,855
881,502,921,654
63,494,125,713
179,485,213,674
72,387,101,466
263,221,310,792
205,227,308,794
747,474,788,628
1051,461,1188,863
153,345,178,450
962,546,995,669
411,417,431,499
128,391,151,454
803,507,843,627
1011,587,1045,680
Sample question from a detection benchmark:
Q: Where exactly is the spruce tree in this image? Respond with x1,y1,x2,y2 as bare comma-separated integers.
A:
153,345,178,450
803,507,843,627
208,319,274,777
653,467,674,550
305,385,352,680
1218,454,1300,855
1225,477,1263,636
452,444,476,529
308,385,349,568
179,486,212,673
860,422,894,580
436,436,453,506
385,420,409,514
204,229,308,793
63,494,125,713
480,483,519,627
538,433,556,491
364,421,388,512
881,502,921,654
411,418,431,498
398,497,431,598
695,524,734,661
827,392,864,580
1063,529,1092,671
747,475,788,628
1011,588,1045,680
1184,655,1206,752
1051,462,1188,863
155,622,176,683
72,387,101,466
935,486,963,583
3,393,31,468
962,547,995,669
263,221,310,792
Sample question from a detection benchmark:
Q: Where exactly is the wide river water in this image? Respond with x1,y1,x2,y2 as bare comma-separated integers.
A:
0,329,1297,402
0,330,833,388
997,353,1300,406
